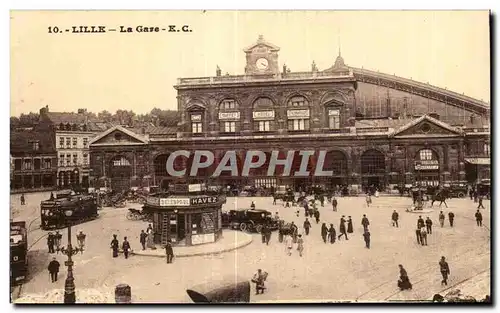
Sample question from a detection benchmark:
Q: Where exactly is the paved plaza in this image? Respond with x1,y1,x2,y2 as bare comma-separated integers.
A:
11,192,490,303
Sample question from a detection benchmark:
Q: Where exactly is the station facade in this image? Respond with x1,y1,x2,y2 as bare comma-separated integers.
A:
89,36,490,193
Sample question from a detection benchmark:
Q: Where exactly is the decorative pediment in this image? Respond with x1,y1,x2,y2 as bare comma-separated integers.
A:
243,35,280,53
320,91,347,106
89,125,148,146
390,115,463,138
185,102,207,112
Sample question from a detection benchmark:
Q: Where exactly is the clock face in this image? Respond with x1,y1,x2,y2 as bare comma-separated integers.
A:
256,58,269,70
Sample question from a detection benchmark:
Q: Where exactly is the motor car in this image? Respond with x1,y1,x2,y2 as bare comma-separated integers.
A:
222,209,278,233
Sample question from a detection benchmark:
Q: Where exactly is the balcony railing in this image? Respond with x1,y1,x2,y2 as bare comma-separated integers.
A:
177,69,354,86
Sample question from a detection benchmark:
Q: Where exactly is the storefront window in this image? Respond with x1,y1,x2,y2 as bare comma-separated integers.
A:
191,212,215,235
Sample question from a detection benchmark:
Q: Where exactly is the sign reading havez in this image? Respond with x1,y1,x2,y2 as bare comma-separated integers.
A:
253,110,275,120
218,112,240,120
159,198,190,207
415,160,439,170
190,196,219,205
287,109,310,119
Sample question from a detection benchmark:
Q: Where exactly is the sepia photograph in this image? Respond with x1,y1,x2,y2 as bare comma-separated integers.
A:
9,10,491,304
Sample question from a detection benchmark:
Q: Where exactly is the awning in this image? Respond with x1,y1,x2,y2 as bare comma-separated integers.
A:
465,158,490,165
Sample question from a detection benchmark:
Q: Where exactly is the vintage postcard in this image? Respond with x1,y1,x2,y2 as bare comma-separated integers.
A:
10,10,491,304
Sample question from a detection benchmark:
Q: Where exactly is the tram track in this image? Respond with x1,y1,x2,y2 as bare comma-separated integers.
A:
355,212,490,302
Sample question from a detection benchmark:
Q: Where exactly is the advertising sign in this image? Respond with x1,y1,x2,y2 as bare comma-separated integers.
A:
287,109,310,119
218,112,240,120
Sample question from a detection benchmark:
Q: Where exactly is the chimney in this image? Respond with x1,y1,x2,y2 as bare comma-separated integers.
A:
39,105,49,116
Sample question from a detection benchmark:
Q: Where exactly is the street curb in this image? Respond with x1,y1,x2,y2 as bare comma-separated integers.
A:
131,233,253,258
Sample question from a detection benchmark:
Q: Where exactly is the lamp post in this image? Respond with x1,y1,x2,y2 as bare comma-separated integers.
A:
60,209,84,304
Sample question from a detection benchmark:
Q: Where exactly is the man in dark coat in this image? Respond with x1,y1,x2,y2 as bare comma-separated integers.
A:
319,194,325,207
20,194,25,205
415,227,421,245
425,217,433,234
290,222,298,243
475,210,483,227
417,216,425,229
48,257,60,283
338,216,348,240
477,196,485,209
328,224,336,244
165,240,174,264
261,224,267,244
313,210,320,224
321,223,328,243
361,214,370,231
347,216,353,233
303,218,311,236
331,197,338,211
47,232,55,254
448,212,455,227
265,225,272,245
122,237,131,259
439,211,445,227
363,230,371,249
110,234,119,257
391,210,399,227
140,230,147,250
439,256,450,286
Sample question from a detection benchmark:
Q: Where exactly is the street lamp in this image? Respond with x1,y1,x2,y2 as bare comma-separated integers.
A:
59,209,84,304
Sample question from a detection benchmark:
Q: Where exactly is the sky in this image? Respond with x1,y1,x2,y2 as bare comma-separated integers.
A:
10,10,490,117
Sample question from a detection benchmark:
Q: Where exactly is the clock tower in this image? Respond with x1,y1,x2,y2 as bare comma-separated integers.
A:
244,35,280,75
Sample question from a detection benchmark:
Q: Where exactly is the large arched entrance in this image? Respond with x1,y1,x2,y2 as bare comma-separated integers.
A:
290,151,315,192
414,149,440,187
361,149,386,192
109,156,132,193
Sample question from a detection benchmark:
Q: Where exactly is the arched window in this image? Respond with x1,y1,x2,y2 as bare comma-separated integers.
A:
218,99,240,133
286,96,310,131
252,97,275,132
186,102,206,135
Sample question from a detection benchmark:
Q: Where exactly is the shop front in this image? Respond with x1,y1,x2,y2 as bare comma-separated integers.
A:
143,192,224,247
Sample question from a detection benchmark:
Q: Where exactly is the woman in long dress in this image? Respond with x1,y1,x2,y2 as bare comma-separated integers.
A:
110,234,119,258
347,216,354,233
397,264,413,290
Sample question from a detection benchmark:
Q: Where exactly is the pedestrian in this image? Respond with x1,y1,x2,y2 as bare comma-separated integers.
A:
285,234,293,256
165,239,174,263
304,202,309,217
274,212,280,222
303,218,311,236
365,194,371,207
20,193,25,205
477,195,485,209
47,232,55,254
328,224,336,244
363,229,371,249
122,237,131,259
252,269,267,295
50,192,55,201
391,210,399,227
314,210,320,224
473,190,478,203
110,234,119,258
425,217,433,234
420,226,428,246
146,224,155,249
415,227,421,245
361,214,370,231
439,256,450,286
397,265,412,290
338,216,348,240
417,216,425,229
475,210,483,227
448,212,455,227
48,257,60,283
54,230,62,252
320,194,325,207
251,201,256,209
290,222,298,243
439,211,445,227
265,225,272,245
439,194,448,208
76,230,86,253
297,234,304,257
140,230,147,250
332,196,338,211
347,216,354,234
321,223,328,243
